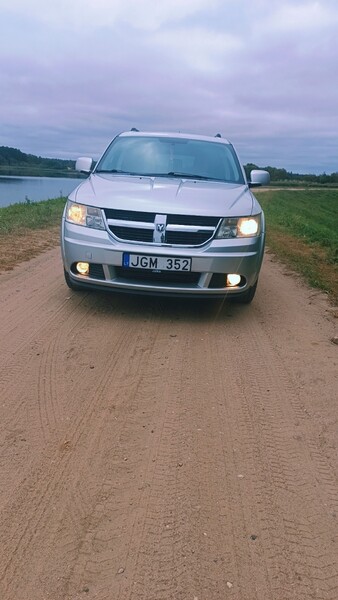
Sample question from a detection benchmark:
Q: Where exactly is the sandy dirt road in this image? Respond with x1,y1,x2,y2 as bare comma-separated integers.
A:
0,247,337,600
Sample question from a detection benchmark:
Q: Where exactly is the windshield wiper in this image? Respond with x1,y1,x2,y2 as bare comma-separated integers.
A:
166,171,219,181
96,169,222,181
96,169,136,175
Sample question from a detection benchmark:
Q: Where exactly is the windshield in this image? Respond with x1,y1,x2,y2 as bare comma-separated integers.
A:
96,136,245,184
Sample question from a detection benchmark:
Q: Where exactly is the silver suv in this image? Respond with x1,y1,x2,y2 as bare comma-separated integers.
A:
61,131,269,303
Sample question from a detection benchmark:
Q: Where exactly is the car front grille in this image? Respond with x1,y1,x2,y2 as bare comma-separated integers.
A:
110,226,154,243
89,263,105,280
115,267,201,285
104,209,220,247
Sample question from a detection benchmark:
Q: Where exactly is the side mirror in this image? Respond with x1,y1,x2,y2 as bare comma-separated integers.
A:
249,169,270,187
76,157,93,173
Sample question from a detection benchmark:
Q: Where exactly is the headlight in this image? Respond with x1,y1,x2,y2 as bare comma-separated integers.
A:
65,201,105,230
216,214,261,239
238,216,260,236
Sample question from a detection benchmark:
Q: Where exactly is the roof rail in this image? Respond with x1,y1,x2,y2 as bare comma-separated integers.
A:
215,133,222,138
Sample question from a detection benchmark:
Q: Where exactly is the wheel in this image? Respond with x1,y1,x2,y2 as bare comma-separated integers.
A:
233,280,258,304
64,269,84,291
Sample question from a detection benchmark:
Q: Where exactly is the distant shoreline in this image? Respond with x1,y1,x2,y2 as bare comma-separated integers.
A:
0,168,84,179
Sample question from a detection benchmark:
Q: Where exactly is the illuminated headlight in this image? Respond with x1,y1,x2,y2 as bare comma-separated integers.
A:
216,215,261,238
227,274,241,287
65,200,105,230
76,262,90,275
238,216,261,236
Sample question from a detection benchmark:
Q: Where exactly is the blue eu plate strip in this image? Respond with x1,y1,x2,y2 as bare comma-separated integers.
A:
123,253,130,267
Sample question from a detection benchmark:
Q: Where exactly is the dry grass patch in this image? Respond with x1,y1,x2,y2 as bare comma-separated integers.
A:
0,226,60,273
266,229,338,305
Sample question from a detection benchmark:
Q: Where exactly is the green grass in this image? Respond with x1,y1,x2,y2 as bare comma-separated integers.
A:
255,189,338,302
0,197,66,234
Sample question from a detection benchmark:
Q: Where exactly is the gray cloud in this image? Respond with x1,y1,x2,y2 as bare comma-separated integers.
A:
0,0,337,173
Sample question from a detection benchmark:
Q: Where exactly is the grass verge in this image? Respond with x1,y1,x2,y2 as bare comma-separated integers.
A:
0,198,66,272
0,197,66,234
255,189,338,304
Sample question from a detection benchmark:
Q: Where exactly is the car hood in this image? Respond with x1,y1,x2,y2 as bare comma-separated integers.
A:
69,173,258,217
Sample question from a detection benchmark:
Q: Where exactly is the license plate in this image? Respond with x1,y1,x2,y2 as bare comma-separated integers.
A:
123,253,191,272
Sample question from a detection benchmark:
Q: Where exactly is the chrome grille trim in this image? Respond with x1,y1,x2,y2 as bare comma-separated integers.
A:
104,209,221,246
107,219,154,230
106,219,215,234
166,224,215,233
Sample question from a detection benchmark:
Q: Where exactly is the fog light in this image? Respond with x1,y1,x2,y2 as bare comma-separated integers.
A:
227,273,241,287
76,262,90,275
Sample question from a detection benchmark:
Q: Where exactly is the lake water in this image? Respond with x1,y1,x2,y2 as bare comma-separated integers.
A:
0,176,83,208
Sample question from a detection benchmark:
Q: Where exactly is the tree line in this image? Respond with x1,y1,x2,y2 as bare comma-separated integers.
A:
244,164,338,185
0,146,75,172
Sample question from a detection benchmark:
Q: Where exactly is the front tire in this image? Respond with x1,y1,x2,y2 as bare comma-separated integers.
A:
233,281,258,304
64,269,84,291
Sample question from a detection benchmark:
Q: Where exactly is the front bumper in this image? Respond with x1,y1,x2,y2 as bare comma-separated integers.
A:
61,219,265,297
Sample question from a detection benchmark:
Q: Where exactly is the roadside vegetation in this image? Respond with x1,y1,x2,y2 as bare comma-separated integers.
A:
0,198,66,272
255,188,338,304
0,190,337,304
0,197,66,234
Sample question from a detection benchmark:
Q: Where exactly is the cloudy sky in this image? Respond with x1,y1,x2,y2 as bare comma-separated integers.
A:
1,0,337,173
